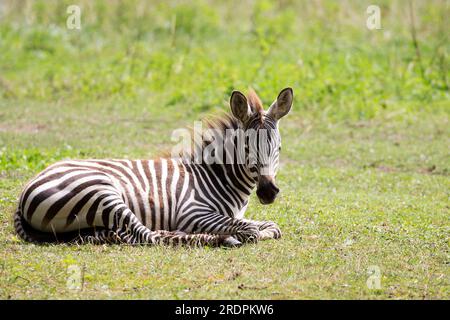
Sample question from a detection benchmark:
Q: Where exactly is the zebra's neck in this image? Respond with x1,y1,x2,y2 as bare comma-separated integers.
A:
171,113,260,213
180,160,257,216
199,162,257,197
217,162,258,197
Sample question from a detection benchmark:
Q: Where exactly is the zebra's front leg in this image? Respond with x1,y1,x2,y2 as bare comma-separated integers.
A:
180,212,262,245
241,219,282,240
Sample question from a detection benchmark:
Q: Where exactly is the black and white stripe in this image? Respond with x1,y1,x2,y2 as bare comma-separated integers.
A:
14,88,293,247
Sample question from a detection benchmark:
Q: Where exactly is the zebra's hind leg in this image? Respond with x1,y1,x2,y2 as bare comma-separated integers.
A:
71,228,121,245
71,226,239,247
86,205,232,247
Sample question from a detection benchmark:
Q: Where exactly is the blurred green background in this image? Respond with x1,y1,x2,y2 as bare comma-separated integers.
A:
0,0,448,299
1,0,448,117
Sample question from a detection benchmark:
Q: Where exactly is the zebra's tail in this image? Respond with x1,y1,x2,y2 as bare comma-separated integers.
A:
14,209,47,243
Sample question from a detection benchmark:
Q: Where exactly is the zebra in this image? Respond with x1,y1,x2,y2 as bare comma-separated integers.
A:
14,88,293,247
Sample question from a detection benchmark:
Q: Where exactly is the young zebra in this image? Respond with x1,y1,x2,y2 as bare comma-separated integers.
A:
14,88,293,247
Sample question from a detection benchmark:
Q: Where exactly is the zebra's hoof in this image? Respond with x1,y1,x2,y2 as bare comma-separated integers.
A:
221,236,242,248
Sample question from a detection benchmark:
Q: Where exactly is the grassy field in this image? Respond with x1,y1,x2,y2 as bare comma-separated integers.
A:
0,0,449,299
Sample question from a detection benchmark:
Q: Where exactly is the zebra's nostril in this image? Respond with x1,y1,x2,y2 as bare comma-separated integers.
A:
273,185,280,194
269,182,279,195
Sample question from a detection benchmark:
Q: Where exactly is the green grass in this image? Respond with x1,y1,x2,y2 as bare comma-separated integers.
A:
0,0,449,299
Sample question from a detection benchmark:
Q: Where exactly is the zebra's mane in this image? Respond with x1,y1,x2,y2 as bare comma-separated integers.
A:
161,112,241,161
164,89,266,161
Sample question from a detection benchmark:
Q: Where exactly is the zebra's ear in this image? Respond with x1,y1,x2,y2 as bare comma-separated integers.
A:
267,87,293,121
230,90,251,123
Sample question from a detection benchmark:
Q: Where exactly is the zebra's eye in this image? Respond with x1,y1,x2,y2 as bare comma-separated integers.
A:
278,146,281,152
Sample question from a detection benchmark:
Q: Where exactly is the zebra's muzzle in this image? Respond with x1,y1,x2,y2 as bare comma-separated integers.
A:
256,177,279,205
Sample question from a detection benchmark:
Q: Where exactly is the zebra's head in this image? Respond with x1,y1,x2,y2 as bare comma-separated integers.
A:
230,88,293,205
